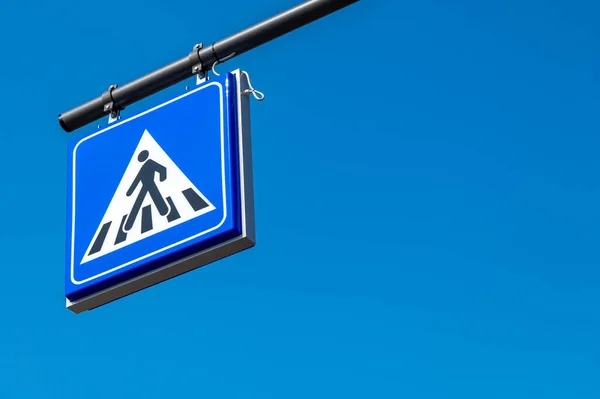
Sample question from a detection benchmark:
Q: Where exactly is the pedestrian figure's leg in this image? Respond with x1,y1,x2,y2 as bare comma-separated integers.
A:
147,184,169,216
125,188,147,231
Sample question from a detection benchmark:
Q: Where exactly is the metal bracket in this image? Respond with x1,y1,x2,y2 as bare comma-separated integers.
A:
189,43,204,75
101,84,121,123
189,43,207,85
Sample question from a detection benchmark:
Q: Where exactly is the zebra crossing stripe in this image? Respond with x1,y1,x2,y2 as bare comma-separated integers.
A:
141,205,153,234
115,215,128,245
182,188,209,211
88,222,111,256
81,129,216,264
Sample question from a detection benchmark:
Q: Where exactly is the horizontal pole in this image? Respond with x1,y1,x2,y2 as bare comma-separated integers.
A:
58,0,359,132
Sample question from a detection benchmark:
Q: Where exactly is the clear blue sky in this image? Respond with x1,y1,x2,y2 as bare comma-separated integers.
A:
0,0,599,397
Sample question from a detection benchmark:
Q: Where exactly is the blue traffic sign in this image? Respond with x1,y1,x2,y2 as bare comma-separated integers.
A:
65,70,255,313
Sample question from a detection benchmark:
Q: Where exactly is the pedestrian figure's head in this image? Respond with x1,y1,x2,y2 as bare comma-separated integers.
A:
138,150,149,162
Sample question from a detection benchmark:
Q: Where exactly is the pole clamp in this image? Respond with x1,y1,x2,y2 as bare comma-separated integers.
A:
101,84,121,117
189,43,204,75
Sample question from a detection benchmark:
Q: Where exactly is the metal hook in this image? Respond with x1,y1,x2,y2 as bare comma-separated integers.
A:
211,52,236,76
242,71,265,101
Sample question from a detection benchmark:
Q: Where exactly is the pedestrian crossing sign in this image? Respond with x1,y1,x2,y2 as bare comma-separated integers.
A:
65,70,255,313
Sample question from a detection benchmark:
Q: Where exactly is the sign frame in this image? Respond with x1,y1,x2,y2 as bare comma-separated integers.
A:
65,69,255,313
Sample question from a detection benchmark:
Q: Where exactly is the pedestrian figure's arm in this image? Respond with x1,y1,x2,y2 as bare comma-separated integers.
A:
157,163,167,182
127,174,141,196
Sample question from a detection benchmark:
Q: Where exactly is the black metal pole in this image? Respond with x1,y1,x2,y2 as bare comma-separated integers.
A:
58,0,359,132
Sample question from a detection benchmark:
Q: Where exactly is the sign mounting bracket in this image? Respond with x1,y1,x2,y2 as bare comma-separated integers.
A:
189,43,208,85
102,84,121,124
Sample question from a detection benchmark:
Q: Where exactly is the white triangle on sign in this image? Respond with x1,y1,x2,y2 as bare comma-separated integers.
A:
81,129,216,264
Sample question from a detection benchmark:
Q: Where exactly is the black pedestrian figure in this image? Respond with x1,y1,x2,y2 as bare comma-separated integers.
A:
124,150,168,231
